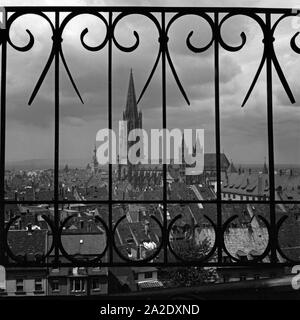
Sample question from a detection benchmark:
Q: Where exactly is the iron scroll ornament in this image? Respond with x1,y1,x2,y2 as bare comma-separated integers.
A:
1,7,300,268
6,10,111,106
218,12,300,107
2,10,300,108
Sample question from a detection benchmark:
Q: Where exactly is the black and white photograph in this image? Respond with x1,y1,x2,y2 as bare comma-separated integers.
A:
0,0,299,317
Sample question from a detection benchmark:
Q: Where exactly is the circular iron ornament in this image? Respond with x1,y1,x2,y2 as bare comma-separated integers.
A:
57,214,109,265
275,215,300,263
4,215,56,264
222,214,271,263
112,214,164,263
167,214,218,263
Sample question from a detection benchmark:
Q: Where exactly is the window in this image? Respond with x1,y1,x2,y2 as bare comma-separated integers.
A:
16,279,24,292
70,278,85,292
52,280,60,292
91,279,100,291
144,272,153,279
34,278,43,292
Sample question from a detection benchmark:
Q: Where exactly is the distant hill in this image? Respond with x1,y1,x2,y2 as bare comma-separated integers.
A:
5,158,300,172
5,158,90,170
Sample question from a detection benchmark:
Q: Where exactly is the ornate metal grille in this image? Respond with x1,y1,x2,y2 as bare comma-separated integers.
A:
0,6,299,269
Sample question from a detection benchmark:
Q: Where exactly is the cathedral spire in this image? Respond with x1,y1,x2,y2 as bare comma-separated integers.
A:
122,69,143,182
92,144,98,173
263,157,268,174
125,68,138,119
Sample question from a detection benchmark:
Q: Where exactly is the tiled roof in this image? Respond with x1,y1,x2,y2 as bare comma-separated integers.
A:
222,172,269,196
222,171,300,200
7,229,48,258
48,233,107,257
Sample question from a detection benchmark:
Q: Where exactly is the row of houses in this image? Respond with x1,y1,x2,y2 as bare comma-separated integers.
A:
0,203,164,296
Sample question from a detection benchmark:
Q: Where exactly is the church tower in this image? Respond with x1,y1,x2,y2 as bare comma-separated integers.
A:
92,144,99,173
262,157,268,174
123,69,142,144
121,69,143,181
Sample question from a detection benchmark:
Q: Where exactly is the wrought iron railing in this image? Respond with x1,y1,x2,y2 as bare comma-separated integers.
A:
0,6,300,268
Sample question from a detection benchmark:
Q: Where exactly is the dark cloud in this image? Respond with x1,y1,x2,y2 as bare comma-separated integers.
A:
3,0,300,164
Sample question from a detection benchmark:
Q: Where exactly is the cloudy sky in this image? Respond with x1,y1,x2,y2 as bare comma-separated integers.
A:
2,0,300,167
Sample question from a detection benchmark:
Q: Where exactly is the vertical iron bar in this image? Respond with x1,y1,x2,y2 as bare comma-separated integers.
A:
108,11,113,265
0,9,7,265
214,12,222,263
266,13,276,263
54,11,60,265
161,12,168,264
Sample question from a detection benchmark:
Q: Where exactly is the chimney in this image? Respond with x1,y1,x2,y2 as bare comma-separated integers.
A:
27,223,32,235
249,168,251,175
279,169,282,176
290,169,293,176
